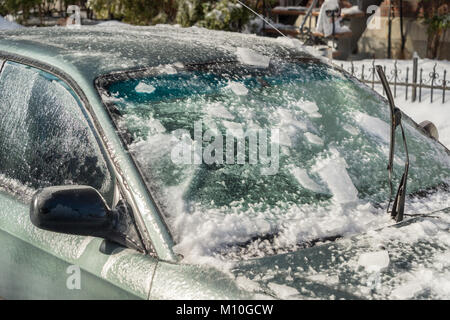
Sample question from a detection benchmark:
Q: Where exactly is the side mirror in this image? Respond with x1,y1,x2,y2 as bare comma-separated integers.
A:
419,120,439,140
30,185,145,252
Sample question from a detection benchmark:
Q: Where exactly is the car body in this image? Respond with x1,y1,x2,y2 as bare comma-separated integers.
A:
0,25,449,300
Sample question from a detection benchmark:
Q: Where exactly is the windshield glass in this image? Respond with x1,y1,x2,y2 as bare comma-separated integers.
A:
98,58,450,260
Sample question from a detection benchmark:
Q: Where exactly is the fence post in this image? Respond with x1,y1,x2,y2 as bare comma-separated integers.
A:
419,68,423,102
431,63,437,103
371,60,375,89
443,70,447,104
394,60,398,98
412,54,418,102
405,67,409,101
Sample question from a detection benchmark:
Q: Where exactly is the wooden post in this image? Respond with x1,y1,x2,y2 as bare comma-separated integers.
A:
412,53,418,102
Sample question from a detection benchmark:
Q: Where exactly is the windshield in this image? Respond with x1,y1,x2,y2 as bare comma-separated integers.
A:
98,58,450,259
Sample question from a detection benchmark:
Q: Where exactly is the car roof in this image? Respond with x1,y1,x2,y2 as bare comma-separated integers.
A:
0,25,310,82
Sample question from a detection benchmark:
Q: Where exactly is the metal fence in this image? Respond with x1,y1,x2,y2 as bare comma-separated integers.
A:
338,58,448,104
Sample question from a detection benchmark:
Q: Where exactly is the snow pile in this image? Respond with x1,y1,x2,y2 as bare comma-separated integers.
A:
0,15,23,30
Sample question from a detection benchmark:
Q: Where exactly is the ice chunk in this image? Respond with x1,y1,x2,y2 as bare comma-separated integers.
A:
354,111,390,143
235,276,262,292
227,81,248,96
277,108,307,130
298,101,321,118
289,166,322,192
236,47,270,68
304,132,324,145
205,103,234,120
358,250,390,272
147,118,166,133
223,120,244,139
155,65,177,75
343,124,359,135
279,130,292,147
135,82,156,94
267,282,299,299
390,282,422,299
313,148,358,203
308,273,340,285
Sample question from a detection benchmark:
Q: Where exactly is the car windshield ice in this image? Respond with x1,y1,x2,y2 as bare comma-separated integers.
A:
98,58,450,259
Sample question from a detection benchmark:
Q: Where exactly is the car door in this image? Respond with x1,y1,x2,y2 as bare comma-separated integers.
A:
0,60,157,299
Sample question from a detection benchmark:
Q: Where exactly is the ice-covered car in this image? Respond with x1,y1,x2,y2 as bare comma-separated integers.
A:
0,26,449,300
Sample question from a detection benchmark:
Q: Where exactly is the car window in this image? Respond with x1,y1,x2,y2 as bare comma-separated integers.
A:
0,61,114,203
98,60,450,256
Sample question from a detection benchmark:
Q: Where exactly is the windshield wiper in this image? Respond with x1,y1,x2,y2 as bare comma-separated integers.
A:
376,65,409,222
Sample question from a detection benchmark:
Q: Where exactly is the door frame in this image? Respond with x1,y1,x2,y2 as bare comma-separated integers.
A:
0,52,156,257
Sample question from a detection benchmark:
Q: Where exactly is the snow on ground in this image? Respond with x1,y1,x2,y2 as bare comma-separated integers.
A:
0,15,23,30
338,59,450,148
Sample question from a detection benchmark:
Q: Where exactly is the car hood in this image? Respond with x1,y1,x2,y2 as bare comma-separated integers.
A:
230,208,450,299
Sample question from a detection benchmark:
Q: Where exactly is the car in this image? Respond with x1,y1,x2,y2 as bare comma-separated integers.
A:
0,25,449,300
